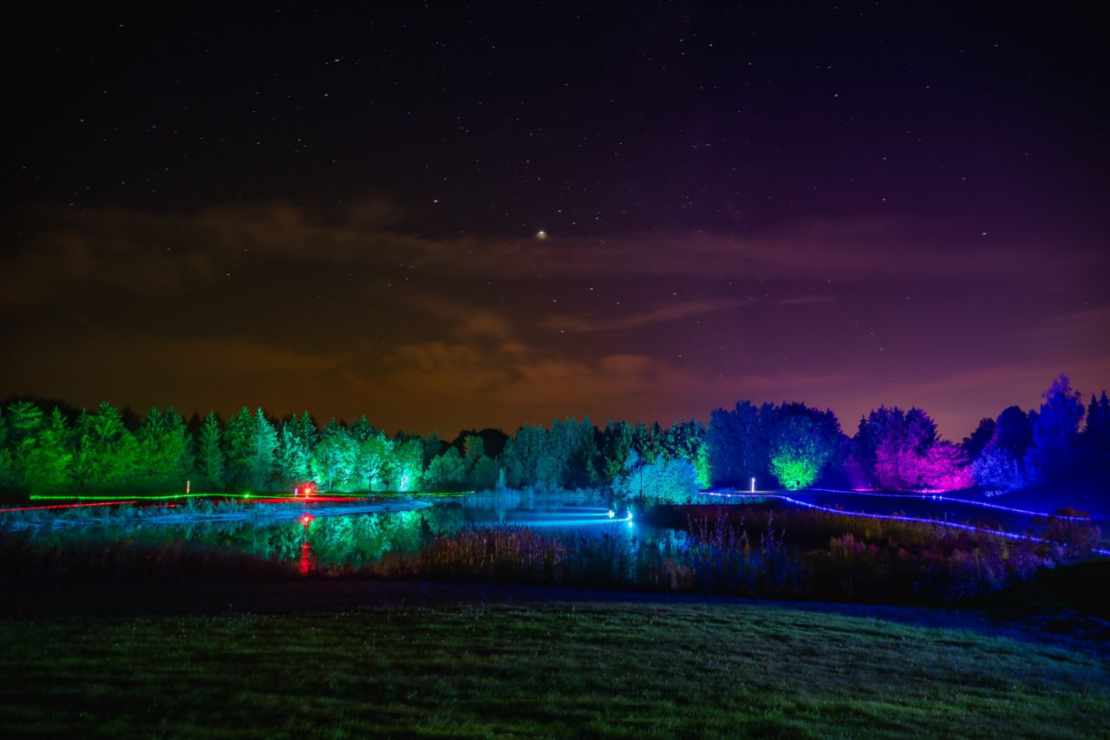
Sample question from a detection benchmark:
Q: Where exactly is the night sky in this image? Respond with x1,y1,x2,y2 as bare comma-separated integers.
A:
3,2,1107,439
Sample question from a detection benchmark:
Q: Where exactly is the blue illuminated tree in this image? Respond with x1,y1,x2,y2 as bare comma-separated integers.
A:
1024,374,1085,483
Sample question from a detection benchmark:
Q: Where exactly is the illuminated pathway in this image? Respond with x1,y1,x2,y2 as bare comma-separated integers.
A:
700,490,1110,557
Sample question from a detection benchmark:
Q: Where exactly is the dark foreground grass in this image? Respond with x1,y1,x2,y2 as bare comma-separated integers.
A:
1,602,1106,739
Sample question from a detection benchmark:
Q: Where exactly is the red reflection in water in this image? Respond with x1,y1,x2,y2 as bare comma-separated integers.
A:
298,513,316,575
298,539,314,575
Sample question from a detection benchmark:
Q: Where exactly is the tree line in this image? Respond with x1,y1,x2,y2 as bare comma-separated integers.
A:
1,374,1107,501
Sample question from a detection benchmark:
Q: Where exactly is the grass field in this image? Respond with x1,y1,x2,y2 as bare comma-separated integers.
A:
1,602,1106,738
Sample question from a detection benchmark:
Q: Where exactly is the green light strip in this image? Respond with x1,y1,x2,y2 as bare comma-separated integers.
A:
29,492,263,502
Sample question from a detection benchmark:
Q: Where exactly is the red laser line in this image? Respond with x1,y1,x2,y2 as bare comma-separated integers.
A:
0,500,139,513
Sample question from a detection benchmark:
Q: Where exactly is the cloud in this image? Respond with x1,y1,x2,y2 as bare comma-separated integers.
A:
9,202,1102,309
541,298,751,333
407,295,515,340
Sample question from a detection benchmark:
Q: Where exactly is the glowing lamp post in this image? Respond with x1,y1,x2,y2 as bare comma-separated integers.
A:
750,477,756,493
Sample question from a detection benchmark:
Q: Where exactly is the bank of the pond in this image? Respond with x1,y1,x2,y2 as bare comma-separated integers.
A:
0,601,1105,738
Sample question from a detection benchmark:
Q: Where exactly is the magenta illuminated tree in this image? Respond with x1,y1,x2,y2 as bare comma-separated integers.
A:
918,442,974,491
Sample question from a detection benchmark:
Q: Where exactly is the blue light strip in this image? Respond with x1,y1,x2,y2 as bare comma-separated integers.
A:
700,491,1110,556
804,487,1092,521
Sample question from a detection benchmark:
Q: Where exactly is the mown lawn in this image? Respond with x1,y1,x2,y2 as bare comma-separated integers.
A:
0,602,1106,738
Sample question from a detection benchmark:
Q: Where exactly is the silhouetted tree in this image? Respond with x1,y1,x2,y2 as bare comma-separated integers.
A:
994,406,1033,460
961,417,996,462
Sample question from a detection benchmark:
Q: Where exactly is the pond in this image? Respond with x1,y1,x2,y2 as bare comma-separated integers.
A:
0,489,1103,603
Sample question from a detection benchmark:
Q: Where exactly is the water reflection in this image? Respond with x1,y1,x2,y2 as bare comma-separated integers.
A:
5,489,1099,579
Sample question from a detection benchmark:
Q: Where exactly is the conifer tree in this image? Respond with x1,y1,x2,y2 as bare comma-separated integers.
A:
223,406,255,490
248,408,278,491
135,408,193,491
196,412,225,490
73,402,138,492
277,420,311,486
22,407,73,494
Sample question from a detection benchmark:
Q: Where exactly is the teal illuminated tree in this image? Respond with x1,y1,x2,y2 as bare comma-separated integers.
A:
356,431,393,490
311,421,358,491
613,449,698,502
391,438,424,491
277,416,312,486
223,407,254,490
248,408,278,490
426,447,468,490
501,425,544,488
599,421,634,483
224,407,277,491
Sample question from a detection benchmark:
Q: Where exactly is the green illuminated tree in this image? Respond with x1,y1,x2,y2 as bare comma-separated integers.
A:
196,412,225,490
73,402,139,492
0,408,12,492
694,445,711,489
769,414,835,490
134,408,192,491
20,407,73,495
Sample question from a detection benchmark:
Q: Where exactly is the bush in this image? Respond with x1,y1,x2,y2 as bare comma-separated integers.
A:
614,452,699,502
